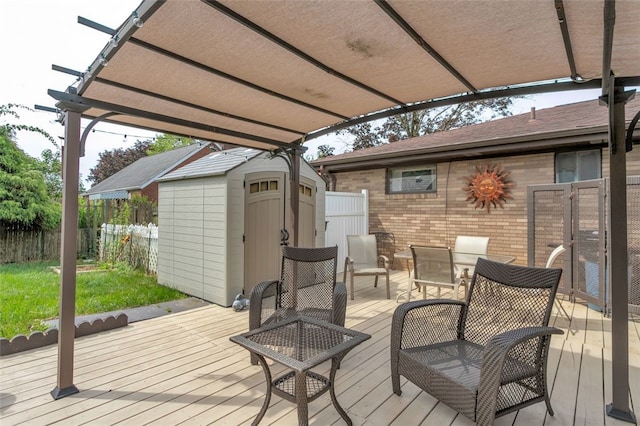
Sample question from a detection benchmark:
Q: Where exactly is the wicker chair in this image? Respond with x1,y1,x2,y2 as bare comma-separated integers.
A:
249,245,346,364
390,258,563,425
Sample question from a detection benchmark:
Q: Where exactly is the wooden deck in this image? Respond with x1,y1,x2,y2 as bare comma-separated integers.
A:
1,271,638,425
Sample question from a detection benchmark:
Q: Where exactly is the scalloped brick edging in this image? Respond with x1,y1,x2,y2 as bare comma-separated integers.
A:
0,314,128,356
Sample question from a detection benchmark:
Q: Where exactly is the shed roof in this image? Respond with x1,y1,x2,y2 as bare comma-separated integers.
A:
159,147,262,181
312,97,640,171
85,142,210,198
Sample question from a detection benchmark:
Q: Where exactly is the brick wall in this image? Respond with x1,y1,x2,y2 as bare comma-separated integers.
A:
331,148,640,268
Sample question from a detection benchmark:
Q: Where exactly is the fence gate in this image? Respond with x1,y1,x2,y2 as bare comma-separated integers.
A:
325,190,368,273
528,177,640,314
572,180,606,310
625,176,640,314
527,183,573,295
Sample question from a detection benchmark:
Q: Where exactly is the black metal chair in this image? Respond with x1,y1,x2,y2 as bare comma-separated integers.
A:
390,258,563,425
249,245,347,364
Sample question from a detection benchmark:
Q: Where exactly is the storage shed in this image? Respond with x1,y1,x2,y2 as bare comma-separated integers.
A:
157,148,326,306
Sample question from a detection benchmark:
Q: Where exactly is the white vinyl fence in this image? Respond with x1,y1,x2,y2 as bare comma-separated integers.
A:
325,190,368,273
99,223,158,273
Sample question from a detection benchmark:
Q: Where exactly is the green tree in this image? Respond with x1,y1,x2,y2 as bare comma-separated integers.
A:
316,144,335,158
88,139,153,185
147,134,193,156
0,104,58,149
339,97,517,150
34,148,63,200
336,121,384,151
0,130,61,230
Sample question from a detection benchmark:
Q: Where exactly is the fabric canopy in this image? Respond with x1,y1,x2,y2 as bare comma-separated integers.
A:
50,0,639,151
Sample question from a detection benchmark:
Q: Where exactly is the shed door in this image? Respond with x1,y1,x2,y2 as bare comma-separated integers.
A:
244,172,286,294
293,177,317,248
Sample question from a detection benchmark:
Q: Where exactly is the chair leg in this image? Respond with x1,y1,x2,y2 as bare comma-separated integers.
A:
374,275,378,288
385,271,390,299
554,297,571,321
391,367,401,395
545,391,555,416
349,272,355,300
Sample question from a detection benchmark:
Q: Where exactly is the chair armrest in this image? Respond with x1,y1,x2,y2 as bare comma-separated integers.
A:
332,281,347,327
476,326,564,425
248,279,280,331
390,299,465,369
378,254,390,269
457,267,470,280
344,256,354,271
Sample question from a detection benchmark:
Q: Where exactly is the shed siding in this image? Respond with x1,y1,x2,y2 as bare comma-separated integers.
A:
202,177,228,305
225,171,245,304
171,179,205,298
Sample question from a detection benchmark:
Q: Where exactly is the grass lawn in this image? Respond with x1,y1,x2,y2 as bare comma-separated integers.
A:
0,261,187,338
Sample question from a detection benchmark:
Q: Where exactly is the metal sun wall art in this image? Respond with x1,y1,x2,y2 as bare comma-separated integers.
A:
463,164,515,213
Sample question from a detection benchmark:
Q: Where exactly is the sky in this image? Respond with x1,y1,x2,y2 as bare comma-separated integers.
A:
1,1,621,188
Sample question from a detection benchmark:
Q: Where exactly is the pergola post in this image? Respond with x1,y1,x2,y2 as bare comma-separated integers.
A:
290,147,302,247
603,82,637,423
50,100,85,400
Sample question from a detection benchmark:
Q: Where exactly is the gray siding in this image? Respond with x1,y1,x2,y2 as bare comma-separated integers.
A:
202,177,228,304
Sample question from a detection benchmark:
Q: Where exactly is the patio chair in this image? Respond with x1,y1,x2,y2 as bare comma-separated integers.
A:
546,244,571,321
391,258,563,425
343,234,390,300
406,245,466,301
249,245,346,364
454,235,490,286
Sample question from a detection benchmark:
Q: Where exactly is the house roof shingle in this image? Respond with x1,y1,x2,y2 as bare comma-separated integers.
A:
85,142,210,197
312,98,640,170
159,147,263,181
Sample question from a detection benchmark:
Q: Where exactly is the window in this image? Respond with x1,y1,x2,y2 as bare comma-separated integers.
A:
387,165,436,194
249,180,279,193
555,149,601,183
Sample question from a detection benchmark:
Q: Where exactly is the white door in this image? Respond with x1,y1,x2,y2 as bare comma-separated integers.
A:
244,172,286,294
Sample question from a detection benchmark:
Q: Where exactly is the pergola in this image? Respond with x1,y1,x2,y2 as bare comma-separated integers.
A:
48,0,639,422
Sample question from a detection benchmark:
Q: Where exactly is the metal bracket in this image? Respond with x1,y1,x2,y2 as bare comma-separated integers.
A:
268,145,307,179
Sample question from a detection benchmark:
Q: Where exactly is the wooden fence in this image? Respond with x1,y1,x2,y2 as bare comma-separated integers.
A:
0,227,96,264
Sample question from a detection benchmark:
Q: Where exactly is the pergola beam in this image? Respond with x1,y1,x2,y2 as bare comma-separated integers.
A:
47,89,295,149
304,78,640,143
202,0,403,105
93,77,306,136
554,0,579,81
374,0,477,93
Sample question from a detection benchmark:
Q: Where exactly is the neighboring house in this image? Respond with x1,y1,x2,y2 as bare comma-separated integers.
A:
311,98,640,268
83,142,212,223
156,147,327,307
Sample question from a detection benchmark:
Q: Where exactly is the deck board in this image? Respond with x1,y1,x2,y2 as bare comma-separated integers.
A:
1,270,639,425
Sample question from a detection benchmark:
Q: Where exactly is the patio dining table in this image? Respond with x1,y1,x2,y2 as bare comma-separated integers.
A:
394,250,516,302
